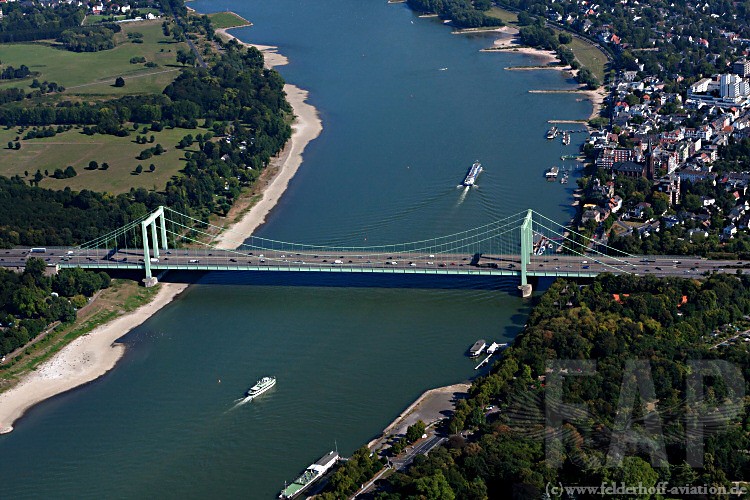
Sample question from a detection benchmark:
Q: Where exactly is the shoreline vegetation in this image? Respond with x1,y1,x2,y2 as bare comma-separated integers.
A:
0,11,320,433
211,26,322,249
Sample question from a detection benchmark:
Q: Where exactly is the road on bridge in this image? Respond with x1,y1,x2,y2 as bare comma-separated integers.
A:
2,247,748,279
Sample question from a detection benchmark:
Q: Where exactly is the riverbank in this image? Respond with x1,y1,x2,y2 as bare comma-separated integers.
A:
529,88,605,120
0,282,188,434
482,26,561,66
367,382,470,451
212,25,322,249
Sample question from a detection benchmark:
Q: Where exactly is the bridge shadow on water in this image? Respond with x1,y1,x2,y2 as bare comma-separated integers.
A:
187,270,526,293
110,270,560,295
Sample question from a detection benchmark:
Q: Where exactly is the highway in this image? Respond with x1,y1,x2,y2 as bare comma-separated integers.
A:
1,247,748,279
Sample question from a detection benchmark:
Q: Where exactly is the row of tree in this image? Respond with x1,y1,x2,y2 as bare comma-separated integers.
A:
0,65,32,81
58,26,116,53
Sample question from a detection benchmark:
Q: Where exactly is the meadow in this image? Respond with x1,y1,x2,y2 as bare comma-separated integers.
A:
0,20,188,96
0,125,208,194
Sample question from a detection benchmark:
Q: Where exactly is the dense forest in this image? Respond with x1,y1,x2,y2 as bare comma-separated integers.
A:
0,259,110,356
406,0,503,28
376,274,750,497
0,3,86,43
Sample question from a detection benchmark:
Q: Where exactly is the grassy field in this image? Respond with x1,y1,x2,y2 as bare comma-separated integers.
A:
0,125,209,194
486,6,608,82
566,36,607,82
208,11,250,29
486,6,518,24
83,14,127,25
0,20,187,96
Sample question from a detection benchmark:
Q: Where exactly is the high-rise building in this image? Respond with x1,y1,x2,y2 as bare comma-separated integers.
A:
734,59,750,77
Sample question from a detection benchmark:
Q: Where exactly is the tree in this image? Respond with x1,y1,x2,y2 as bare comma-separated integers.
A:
176,48,196,66
149,163,155,172
14,141,20,150
558,32,573,44
70,294,87,309
683,193,701,212
7,141,12,149
135,164,143,174
114,76,125,87
87,160,99,170
34,170,43,183
414,471,455,500
64,165,77,178
406,420,426,443
100,162,109,170
24,257,47,283
652,192,670,215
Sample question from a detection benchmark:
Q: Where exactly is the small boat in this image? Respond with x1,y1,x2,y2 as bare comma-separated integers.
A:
461,161,482,187
562,131,571,145
545,166,559,180
546,126,559,140
469,339,487,357
245,376,276,401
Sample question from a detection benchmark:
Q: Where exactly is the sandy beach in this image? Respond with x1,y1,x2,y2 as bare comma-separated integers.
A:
480,26,561,66
0,282,188,434
529,88,605,121
212,28,322,250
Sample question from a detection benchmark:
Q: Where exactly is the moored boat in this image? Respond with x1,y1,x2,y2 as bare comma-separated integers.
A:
546,126,558,140
469,339,487,357
545,166,559,180
279,451,339,499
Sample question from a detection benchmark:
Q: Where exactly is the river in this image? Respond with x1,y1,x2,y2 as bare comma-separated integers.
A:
0,1,591,497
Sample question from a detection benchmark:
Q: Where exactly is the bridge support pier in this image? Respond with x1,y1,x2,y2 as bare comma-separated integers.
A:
143,276,159,287
519,209,533,298
140,206,169,281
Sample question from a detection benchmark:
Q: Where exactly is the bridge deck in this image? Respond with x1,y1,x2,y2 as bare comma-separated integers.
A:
3,247,742,280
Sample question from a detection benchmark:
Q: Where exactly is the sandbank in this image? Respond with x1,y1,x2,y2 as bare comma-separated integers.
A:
0,282,188,434
212,28,322,249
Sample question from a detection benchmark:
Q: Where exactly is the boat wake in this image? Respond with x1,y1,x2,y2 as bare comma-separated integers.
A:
456,185,470,205
227,396,253,412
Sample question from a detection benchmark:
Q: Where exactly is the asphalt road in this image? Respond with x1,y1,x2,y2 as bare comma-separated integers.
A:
3,247,749,279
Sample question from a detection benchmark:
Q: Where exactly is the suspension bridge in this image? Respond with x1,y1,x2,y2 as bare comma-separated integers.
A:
3,206,741,297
